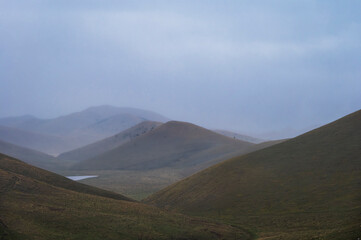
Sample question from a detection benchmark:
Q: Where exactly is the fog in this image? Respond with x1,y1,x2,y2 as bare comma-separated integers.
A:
1,0,360,139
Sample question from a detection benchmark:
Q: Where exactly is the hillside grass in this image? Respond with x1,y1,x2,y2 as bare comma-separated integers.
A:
145,110,361,239
0,154,251,240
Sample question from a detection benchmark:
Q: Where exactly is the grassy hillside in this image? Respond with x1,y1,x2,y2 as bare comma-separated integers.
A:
72,121,255,171
145,110,361,239
58,121,162,163
0,140,68,172
0,153,131,201
0,153,251,240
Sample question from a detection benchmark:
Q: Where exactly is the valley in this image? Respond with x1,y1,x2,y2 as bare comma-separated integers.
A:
0,153,250,240
0,106,360,239
2,2,360,239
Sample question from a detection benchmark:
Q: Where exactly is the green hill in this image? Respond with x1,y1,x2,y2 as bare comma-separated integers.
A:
72,121,255,171
0,153,251,240
145,110,361,239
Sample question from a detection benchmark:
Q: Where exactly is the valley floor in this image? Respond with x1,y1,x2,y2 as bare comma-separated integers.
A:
59,168,187,200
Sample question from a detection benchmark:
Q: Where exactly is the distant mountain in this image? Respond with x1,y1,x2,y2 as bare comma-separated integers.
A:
0,125,72,155
58,121,162,163
213,129,264,143
0,139,67,172
0,106,168,135
145,110,361,239
0,114,41,128
72,121,255,171
0,105,169,154
0,153,249,240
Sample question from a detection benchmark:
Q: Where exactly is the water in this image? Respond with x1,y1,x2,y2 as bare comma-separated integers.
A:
66,175,98,181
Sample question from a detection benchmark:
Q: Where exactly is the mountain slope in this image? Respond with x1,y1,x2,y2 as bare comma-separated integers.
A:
0,153,250,240
145,110,361,239
72,121,255,171
214,130,264,143
58,121,162,163
0,139,67,172
0,125,72,155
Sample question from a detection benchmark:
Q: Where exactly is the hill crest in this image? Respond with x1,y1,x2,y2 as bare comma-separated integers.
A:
72,120,254,171
58,121,162,162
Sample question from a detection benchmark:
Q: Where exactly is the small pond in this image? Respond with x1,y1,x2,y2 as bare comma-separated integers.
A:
66,175,98,181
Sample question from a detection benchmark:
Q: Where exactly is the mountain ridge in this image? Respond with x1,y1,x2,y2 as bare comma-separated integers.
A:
72,120,255,171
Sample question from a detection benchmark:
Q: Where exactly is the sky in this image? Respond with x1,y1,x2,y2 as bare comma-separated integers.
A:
1,0,360,139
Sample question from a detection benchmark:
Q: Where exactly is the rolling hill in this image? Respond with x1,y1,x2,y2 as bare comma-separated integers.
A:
0,153,250,240
0,105,169,154
0,139,68,172
58,121,162,163
72,121,255,171
145,110,361,239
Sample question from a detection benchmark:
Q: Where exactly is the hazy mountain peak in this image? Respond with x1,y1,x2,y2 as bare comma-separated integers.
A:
0,106,169,154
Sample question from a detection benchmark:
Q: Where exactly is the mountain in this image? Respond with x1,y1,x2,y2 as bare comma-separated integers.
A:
213,130,264,143
0,115,41,128
58,121,162,163
0,105,169,154
0,139,67,172
0,153,250,240
0,106,168,135
0,125,72,155
145,110,361,239
72,121,255,171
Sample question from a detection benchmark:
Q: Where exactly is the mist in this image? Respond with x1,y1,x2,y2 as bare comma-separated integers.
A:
1,0,360,139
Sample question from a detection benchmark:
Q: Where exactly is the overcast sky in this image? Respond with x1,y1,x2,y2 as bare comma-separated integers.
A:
1,0,360,139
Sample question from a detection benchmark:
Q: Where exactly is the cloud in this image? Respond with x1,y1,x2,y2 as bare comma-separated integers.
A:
0,1,360,138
